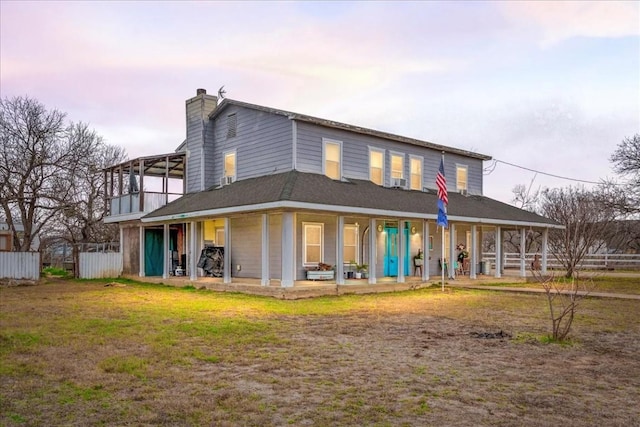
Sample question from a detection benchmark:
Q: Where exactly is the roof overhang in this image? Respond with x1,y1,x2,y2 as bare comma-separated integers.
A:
140,199,564,229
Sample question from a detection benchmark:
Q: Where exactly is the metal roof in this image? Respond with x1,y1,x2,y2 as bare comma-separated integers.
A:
103,152,185,179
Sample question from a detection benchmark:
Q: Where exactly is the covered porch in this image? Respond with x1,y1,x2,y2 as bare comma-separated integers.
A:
129,211,554,288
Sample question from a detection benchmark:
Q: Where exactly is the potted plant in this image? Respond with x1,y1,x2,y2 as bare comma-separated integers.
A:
306,263,335,280
346,260,356,279
355,263,368,279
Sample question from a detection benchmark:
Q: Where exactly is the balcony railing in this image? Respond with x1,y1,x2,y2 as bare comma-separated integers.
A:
109,191,182,217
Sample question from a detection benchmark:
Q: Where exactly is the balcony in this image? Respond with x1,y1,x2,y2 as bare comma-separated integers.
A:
103,153,185,223
108,191,182,220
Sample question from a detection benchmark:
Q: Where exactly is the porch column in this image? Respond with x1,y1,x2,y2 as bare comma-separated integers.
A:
368,218,377,284
281,212,295,287
397,219,405,283
119,226,124,258
162,223,170,279
223,217,231,284
520,228,527,277
422,220,429,281
104,170,109,214
189,221,197,281
494,226,502,278
470,224,478,279
449,223,456,279
261,214,270,286
336,216,345,285
139,158,145,212
542,228,549,273
138,225,145,277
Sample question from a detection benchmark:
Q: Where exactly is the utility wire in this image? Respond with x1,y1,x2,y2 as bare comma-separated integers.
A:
485,158,610,185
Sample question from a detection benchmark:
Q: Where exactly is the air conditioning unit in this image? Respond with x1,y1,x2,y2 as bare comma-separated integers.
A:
391,178,407,188
460,189,468,196
220,175,235,186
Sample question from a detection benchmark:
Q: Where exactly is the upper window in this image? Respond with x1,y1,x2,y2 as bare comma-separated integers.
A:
456,164,468,192
224,151,236,178
323,139,342,180
303,223,324,265
369,148,384,185
343,224,359,264
391,153,404,179
410,156,423,190
227,113,237,138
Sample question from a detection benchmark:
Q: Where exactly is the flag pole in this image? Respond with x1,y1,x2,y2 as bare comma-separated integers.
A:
441,225,445,291
435,151,448,292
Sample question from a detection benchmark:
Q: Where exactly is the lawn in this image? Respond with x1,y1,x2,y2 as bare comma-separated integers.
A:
1,278,639,426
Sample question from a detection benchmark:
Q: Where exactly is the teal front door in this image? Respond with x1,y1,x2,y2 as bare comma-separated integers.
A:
145,229,164,276
383,226,410,276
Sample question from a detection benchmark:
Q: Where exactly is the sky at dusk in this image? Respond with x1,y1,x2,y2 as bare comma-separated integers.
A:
1,1,638,204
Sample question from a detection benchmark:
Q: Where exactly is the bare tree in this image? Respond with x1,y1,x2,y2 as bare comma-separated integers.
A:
47,123,127,275
532,270,594,342
502,181,543,254
0,96,126,256
0,96,72,250
540,186,618,278
610,134,640,216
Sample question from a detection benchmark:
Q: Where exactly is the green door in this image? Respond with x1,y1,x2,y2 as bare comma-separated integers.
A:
145,229,163,276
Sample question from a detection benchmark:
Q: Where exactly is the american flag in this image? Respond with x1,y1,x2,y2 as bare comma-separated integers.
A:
436,157,448,205
436,156,448,227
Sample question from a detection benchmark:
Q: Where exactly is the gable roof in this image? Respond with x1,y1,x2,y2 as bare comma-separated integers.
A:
208,99,491,161
142,170,560,228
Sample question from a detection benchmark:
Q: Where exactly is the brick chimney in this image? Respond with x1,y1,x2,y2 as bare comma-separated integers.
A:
185,88,217,193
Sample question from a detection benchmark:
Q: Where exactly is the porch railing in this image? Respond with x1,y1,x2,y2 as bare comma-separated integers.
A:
109,191,182,217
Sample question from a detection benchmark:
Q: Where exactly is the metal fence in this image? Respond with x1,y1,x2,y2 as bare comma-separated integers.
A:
79,253,123,279
483,252,640,270
0,252,40,280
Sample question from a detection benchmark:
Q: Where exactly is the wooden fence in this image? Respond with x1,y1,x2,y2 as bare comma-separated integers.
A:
0,252,40,280
78,253,123,279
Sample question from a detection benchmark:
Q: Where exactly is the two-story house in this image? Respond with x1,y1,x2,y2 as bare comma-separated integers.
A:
104,88,560,287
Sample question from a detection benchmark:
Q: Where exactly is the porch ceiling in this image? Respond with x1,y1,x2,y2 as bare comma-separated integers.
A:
104,152,185,178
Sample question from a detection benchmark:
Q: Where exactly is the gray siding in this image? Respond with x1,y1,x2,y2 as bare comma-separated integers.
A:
230,215,262,278
295,121,484,195
185,94,218,193
204,106,293,189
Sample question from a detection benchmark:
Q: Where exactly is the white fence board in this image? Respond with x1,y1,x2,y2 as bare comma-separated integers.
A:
0,252,40,280
79,253,122,279
483,253,640,270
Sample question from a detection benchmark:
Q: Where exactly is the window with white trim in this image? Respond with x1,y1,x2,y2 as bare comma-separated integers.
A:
303,223,324,265
456,164,468,192
369,148,384,185
391,153,404,179
323,139,342,180
343,224,359,264
410,156,423,190
224,151,236,179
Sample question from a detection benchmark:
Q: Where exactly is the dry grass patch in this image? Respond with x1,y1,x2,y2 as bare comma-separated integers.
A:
1,279,639,426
